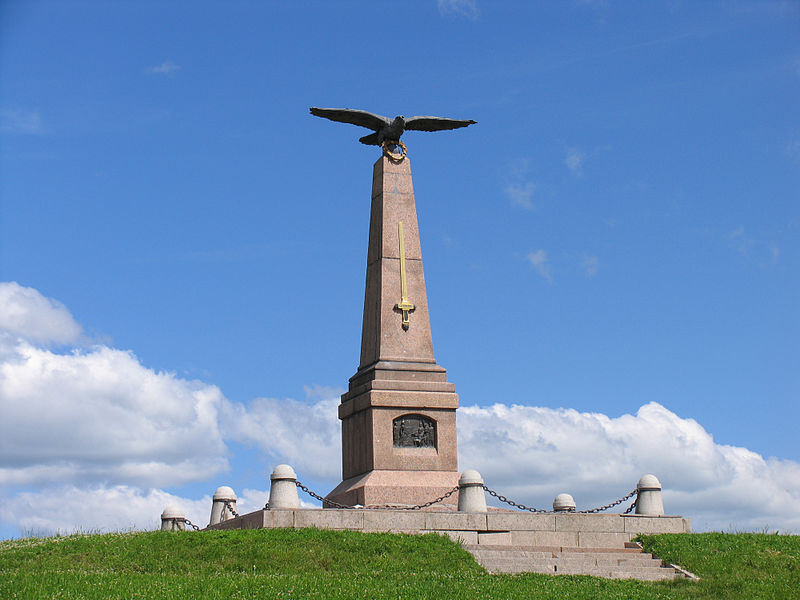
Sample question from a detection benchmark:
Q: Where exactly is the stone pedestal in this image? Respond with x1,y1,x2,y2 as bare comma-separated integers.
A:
326,154,460,507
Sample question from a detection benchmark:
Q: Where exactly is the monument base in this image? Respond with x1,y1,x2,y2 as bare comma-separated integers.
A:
325,469,460,508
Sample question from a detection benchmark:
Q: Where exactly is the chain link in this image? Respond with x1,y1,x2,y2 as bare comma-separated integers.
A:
405,486,459,510
295,480,459,511
482,485,549,512
577,489,638,514
292,478,637,515
483,485,638,514
182,518,201,531
221,499,239,518
295,481,354,508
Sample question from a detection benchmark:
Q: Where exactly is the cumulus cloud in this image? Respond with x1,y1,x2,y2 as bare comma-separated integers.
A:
458,402,800,532
437,0,479,19
0,282,81,345
0,283,229,491
504,182,536,210
0,109,43,135
526,249,553,283
221,393,341,481
0,281,330,536
2,282,799,535
6,486,210,536
146,60,180,75
3,484,319,536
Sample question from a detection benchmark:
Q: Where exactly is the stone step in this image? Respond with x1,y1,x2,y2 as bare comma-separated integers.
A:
556,567,679,581
468,548,656,561
463,544,682,581
464,544,646,554
475,555,662,568
479,560,678,580
477,557,666,571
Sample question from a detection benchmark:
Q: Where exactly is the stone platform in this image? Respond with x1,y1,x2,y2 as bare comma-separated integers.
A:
207,508,690,548
207,508,692,580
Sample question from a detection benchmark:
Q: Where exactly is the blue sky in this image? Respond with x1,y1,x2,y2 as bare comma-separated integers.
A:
1,1,798,538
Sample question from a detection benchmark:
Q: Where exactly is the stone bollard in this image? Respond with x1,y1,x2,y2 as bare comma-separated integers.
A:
457,469,487,513
553,493,576,512
268,464,300,509
635,474,665,516
209,486,238,525
161,505,186,531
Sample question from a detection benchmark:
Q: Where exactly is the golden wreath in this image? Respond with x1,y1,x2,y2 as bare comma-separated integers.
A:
382,140,407,162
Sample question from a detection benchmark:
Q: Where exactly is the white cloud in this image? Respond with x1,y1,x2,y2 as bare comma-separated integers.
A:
582,254,599,277
0,283,229,490
526,249,552,283
146,60,180,75
0,282,82,345
458,402,800,532
505,182,536,210
564,146,586,175
437,0,479,19
221,394,341,481
5,485,210,536
0,109,43,135
0,339,230,488
2,482,318,537
2,283,799,535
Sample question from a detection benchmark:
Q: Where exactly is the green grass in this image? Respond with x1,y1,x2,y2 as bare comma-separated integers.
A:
1,528,798,599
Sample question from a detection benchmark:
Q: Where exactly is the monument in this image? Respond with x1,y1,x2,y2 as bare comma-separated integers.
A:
311,108,476,507
184,109,693,582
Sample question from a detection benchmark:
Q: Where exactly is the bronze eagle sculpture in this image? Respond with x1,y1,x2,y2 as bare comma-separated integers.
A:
309,107,476,146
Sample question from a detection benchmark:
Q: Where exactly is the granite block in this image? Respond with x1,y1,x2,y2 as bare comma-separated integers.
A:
294,509,364,530
263,509,295,529
555,514,625,533
622,516,688,534
486,512,556,531
478,531,513,545
362,510,426,532
425,512,487,531
509,530,579,547
577,532,634,548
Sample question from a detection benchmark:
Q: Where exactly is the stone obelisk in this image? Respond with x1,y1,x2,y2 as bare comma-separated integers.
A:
326,154,460,507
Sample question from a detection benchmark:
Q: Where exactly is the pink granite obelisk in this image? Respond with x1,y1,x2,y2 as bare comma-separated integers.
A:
326,154,460,507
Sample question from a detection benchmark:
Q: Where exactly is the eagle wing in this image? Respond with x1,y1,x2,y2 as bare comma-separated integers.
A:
309,107,390,132
404,116,477,132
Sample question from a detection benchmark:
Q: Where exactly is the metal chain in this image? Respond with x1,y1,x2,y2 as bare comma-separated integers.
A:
404,486,459,510
182,518,200,531
482,485,549,513
222,499,239,518
295,480,459,511
293,478,636,515
483,485,638,514
295,481,355,509
577,489,638,514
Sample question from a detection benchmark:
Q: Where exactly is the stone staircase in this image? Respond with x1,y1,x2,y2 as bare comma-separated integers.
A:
464,542,683,580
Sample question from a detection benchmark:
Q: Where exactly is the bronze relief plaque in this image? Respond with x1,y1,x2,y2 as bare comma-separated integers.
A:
393,414,436,448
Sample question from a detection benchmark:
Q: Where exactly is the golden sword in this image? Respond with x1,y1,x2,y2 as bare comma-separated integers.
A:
395,221,416,330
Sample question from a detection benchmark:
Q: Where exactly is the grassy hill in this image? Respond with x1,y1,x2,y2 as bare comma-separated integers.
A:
1,528,797,599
